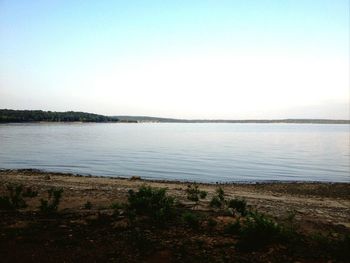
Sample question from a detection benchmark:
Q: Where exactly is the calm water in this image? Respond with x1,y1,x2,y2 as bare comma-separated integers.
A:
0,123,349,183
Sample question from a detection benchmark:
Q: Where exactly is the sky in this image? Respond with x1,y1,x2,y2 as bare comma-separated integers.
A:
1,0,349,119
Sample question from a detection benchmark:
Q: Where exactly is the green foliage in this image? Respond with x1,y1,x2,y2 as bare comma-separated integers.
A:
84,201,92,210
209,187,226,208
0,109,119,123
209,196,222,208
199,190,207,199
127,185,175,223
39,188,63,213
216,187,225,201
227,198,247,216
182,212,200,229
237,211,283,251
0,184,33,210
186,184,207,202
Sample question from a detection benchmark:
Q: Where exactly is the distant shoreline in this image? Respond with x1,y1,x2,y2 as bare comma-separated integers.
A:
1,109,349,124
1,120,349,124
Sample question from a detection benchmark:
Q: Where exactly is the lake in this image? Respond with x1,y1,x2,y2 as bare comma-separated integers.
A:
0,123,349,183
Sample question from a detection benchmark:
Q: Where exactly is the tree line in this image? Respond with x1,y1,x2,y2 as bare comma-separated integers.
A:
0,109,119,123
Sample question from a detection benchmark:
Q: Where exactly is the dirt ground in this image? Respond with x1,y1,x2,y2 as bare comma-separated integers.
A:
1,169,349,262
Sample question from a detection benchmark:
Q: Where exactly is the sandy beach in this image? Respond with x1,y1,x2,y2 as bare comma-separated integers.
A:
1,169,349,262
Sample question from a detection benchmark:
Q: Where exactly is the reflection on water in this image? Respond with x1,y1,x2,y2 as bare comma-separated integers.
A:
0,123,349,182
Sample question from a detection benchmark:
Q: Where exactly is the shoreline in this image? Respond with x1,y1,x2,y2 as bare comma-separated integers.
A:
1,168,349,262
1,168,349,186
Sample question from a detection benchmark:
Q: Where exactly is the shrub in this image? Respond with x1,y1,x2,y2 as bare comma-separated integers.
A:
216,187,225,201
0,184,32,210
227,198,247,216
186,184,207,202
39,188,63,213
182,212,200,229
209,196,222,208
199,190,207,199
237,211,283,251
127,185,175,223
209,187,226,209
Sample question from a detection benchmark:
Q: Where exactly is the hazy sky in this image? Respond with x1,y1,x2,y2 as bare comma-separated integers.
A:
1,0,349,119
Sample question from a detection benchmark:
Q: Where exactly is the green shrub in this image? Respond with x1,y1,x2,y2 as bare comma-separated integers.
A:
237,211,283,251
216,187,225,201
182,212,200,229
186,184,207,202
227,198,247,216
0,184,31,210
209,187,226,209
199,190,207,199
209,196,222,208
39,188,63,213
127,185,175,222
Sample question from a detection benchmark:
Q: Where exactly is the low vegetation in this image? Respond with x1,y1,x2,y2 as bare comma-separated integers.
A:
182,211,200,229
39,188,63,213
227,198,247,216
126,185,175,223
0,184,37,210
186,184,207,202
1,182,349,262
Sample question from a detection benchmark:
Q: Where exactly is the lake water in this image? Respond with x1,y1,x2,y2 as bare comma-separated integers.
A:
0,123,349,183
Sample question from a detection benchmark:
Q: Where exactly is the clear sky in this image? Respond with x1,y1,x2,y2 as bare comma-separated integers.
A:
1,0,349,119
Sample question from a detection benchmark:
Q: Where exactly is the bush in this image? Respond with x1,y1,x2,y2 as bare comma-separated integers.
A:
39,188,63,213
199,190,207,199
209,196,222,208
209,187,226,209
127,185,175,223
182,212,200,229
0,184,33,210
237,211,283,251
186,184,207,202
216,187,225,201
227,198,247,216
